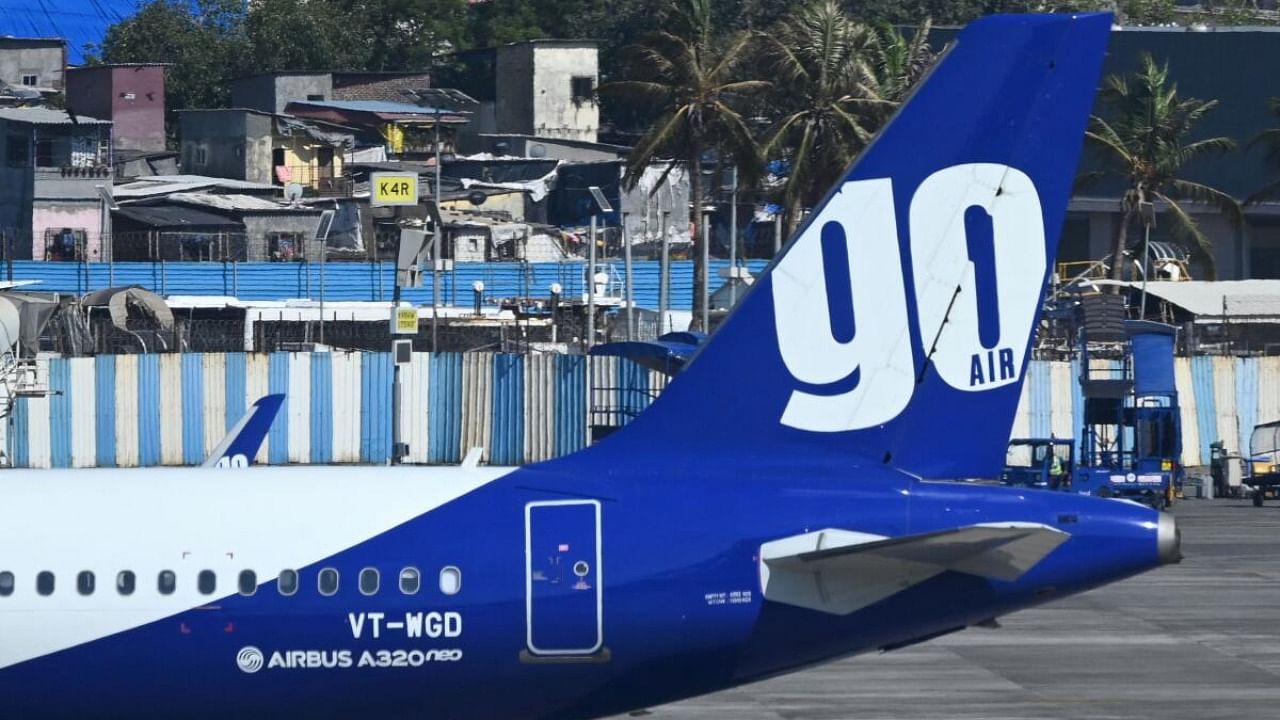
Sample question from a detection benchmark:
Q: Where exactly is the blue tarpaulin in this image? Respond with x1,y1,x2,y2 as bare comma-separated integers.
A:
0,0,145,65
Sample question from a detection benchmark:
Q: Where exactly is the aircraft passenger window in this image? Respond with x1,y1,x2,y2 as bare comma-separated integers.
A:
318,567,339,596
238,570,257,596
197,570,216,595
439,566,461,596
158,570,176,595
278,569,298,596
117,571,135,596
359,568,379,596
0,571,13,596
36,571,54,596
77,571,95,596
399,567,420,595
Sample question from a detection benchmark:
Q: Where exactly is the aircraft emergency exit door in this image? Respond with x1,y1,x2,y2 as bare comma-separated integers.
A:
525,500,603,656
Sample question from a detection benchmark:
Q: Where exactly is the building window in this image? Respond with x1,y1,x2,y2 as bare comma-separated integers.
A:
117,571,136,596
158,570,176,595
44,228,86,261
398,567,420,595
36,571,55,596
238,570,257,596
439,566,461,596
318,568,339,596
268,232,304,262
77,571,95,596
307,93,325,101
278,569,299,596
571,76,595,104
359,568,379,596
21,75,37,87
34,139,53,168
0,571,13,596
5,135,27,168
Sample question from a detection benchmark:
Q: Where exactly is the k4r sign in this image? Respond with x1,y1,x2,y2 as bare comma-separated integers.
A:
371,173,419,207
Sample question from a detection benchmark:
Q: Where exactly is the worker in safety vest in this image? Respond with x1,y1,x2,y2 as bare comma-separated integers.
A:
1048,451,1065,490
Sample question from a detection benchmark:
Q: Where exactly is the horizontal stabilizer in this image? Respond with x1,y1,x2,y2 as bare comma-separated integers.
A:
760,524,1069,615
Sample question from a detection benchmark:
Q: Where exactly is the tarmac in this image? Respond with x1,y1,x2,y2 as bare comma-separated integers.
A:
635,499,1280,720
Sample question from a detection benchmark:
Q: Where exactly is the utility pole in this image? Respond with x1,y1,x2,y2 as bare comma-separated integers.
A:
584,187,614,351
659,210,670,335
728,165,738,307
586,214,597,352
700,207,710,331
432,111,442,352
622,211,634,341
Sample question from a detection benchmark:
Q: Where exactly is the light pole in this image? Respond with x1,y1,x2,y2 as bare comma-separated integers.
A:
727,165,738,307
585,187,614,351
1139,199,1156,318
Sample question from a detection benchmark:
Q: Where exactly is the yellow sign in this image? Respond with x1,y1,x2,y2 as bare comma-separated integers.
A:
371,172,419,207
392,307,419,335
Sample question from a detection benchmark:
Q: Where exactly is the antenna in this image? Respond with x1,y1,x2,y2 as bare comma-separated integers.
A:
284,183,305,205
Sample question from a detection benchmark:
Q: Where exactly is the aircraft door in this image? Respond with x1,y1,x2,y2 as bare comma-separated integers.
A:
525,500,603,656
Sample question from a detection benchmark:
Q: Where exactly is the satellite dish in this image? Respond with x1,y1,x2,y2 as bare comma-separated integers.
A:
467,190,487,206
0,297,20,353
284,183,305,205
529,143,547,158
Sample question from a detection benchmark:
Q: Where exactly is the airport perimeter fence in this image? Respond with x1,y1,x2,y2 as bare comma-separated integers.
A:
3,351,1277,471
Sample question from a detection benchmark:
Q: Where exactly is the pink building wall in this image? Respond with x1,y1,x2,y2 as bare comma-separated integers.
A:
32,204,103,261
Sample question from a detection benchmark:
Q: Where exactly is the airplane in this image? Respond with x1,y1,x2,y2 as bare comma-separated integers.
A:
0,13,1180,720
202,394,286,469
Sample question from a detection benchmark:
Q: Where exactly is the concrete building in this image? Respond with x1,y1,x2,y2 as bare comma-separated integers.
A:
230,73,333,115
0,107,112,261
178,109,353,193
0,37,65,99
446,40,599,150
496,40,598,142
126,193,327,262
66,64,167,153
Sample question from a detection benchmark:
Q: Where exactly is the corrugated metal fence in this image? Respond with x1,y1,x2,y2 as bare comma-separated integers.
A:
6,352,661,469
6,354,1278,468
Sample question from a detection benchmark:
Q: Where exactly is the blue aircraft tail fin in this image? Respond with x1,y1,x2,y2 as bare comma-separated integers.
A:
570,14,1111,478
202,394,285,469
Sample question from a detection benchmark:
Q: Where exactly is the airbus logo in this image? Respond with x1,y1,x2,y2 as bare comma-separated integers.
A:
771,163,1047,432
236,646,265,674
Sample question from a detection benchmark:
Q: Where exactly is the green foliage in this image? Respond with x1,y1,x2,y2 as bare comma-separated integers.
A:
246,0,362,73
1117,0,1177,25
758,1,935,231
1086,54,1241,279
1247,98,1280,204
600,0,767,327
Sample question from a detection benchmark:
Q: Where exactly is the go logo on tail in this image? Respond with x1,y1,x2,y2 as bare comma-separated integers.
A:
772,163,1046,433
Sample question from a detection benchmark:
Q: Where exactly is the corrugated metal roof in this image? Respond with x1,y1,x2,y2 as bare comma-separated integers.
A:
289,99,454,115
1109,280,1280,319
167,193,317,213
0,107,110,125
115,175,279,199
113,205,243,229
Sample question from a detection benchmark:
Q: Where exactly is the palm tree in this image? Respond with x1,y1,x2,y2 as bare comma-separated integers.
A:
758,4,933,235
1085,54,1242,281
1247,97,1280,204
600,0,765,330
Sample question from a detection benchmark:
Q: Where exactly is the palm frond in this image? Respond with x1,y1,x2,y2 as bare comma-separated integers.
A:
1168,178,1244,228
1155,192,1217,280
